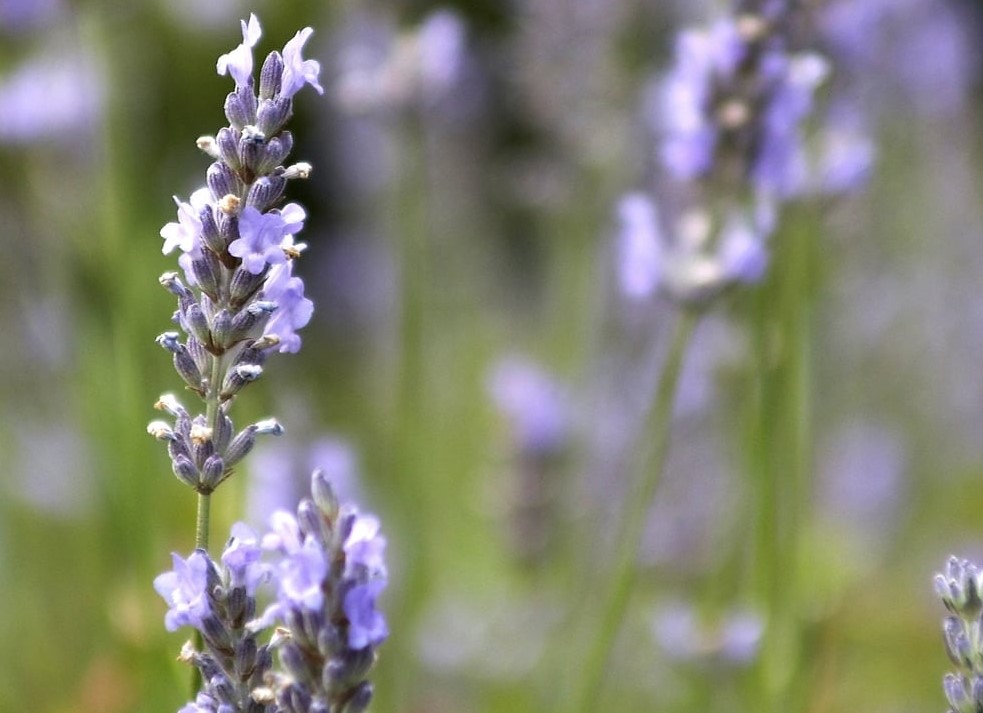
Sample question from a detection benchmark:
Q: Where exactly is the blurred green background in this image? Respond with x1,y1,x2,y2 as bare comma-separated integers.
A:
0,0,981,711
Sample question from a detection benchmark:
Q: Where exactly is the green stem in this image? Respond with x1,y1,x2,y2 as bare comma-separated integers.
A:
565,310,700,713
195,491,211,551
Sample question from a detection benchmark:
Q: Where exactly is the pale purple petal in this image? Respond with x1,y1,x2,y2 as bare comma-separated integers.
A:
617,193,663,299
280,27,323,98
217,13,262,88
344,579,388,649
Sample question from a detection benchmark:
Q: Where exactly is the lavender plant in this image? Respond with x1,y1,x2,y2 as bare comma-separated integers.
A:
567,2,868,711
146,16,388,713
935,557,983,713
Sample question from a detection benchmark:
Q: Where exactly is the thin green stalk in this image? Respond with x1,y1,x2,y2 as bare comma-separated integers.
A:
190,352,224,697
565,310,700,713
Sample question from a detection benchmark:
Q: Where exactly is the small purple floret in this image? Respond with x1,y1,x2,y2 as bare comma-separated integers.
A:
153,550,212,632
280,27,324,98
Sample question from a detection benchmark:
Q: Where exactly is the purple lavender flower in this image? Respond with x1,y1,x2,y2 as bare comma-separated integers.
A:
658,20,745,180
150,13,321,495
344,513,387,578
154,550,212,632
752,53,829,197
228,205,304,274
488,356,569,455
417,10,467,100
280,27,324,98
344,579,389,649
0,49,103,144
261,261,314,353
160,188,210,256
262,472,387,710
216,12,262,89
220,522,267,594
277,531,329,610
616,193,663,300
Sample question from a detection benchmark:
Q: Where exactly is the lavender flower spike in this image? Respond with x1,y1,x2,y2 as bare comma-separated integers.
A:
935,557,983,713
150,13,320,495
261,471,387,713
157,527,278,713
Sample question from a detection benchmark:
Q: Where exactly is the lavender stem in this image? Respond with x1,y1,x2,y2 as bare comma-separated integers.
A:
566,309,699,713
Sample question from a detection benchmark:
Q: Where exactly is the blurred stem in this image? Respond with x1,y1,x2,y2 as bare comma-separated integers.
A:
750,209,816,713
566,309,699,713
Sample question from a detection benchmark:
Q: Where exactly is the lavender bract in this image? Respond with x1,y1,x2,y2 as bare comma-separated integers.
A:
148,13,320,496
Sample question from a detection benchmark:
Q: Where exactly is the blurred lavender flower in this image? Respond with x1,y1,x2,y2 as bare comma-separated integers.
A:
821,0,980,119
0,48,103,145
247,435,365,531
155,526,276,713
488,356,569,456
653,602,763,666
487,356,572,564
148,13,321,496
620,2,872,305
333,8,468,115
0,0,60,33
260,471,387,713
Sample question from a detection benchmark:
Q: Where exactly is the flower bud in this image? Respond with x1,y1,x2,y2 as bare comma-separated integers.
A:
230,267,266,306
312,471,340,521
259,50,284,100
216,127,241,171
171,455,200,488
246,176,286,212
221,364,264,399
201,454,225,491
207,161,242,203
257,96,293,137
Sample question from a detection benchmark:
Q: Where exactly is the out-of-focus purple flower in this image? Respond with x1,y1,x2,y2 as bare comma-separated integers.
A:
417,10,466,100
753,54,829,197
220,522,267,594
216,12,262,88
261,261,314,353
658,20,744,180
344,579,389,649
344,514,387,577
617,192,663,300
653,602,763,666
160,188,210,256
488,356,569,455
154,551,212,632
0,50,103,144
262,509,305,554
277,535,329,610
717,211,769,284
0,0,61,32
229,205,305,274
280,27,324,98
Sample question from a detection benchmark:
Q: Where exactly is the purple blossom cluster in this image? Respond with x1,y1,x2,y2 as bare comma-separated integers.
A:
935,557,983,713
147,14,321,495
155,473,387,713
619,3,869,304
260,470,387,713
154,525,277,713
